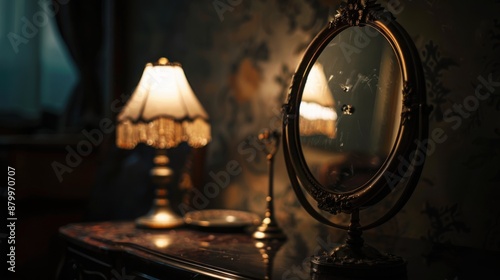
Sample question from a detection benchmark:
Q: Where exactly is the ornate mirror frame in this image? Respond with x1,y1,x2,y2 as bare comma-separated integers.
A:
282,0,429,277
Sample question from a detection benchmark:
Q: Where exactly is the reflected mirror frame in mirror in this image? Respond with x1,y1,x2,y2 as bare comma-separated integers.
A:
282,0,429,230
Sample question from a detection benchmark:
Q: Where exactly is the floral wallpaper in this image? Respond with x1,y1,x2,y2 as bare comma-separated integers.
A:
121,0,500,253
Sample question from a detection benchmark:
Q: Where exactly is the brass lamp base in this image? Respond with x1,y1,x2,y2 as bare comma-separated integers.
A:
135,205,184,229
136,149,184,229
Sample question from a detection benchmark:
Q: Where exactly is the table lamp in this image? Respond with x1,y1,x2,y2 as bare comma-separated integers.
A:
116,57,211,229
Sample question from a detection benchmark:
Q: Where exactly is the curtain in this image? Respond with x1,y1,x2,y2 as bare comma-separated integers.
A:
0,0,41,124
54,0,104,131
0,0,77,132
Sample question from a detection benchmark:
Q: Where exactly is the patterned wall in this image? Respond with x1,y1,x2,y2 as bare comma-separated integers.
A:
123,0,500,252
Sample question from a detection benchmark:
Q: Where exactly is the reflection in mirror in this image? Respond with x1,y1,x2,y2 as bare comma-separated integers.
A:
299,26,402,193
300,63,337,139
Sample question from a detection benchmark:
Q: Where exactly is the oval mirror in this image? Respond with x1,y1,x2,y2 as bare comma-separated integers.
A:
299,25,402,193
283,0,428,225
282,0,429,277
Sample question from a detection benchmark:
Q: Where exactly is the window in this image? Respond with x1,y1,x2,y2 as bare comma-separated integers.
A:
0,0,77,131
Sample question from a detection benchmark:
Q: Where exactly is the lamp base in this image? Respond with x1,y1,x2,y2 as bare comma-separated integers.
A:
310,243,406,280
135,150,184,229
135,205,184,229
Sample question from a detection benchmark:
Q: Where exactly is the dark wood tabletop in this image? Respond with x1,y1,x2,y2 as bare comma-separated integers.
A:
57,221,499,280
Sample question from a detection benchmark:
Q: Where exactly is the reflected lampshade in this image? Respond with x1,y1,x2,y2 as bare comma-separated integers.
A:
300,63,337,138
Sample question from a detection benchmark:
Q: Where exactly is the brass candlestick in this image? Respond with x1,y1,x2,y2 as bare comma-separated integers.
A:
253,130,286,240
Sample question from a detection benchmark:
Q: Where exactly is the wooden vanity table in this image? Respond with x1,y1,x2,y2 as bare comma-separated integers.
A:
57,221,498,280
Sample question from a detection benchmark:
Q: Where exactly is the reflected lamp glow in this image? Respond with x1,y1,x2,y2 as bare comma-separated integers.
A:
153,236,172,248
116,57,211,229
300,63,337,138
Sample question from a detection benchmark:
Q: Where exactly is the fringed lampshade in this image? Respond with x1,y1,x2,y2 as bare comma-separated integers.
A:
117,57,210,150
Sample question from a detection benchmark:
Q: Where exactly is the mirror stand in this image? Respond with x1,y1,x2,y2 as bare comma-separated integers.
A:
311,209,406,279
